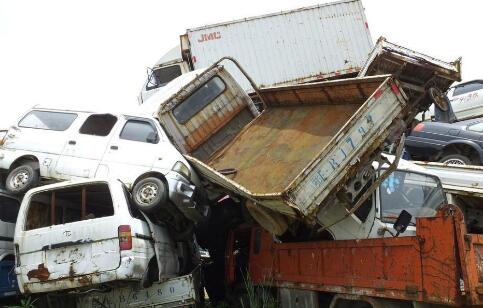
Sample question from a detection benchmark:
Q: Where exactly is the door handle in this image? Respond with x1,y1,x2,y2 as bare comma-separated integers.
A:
68,140,76,145
110,145,118,150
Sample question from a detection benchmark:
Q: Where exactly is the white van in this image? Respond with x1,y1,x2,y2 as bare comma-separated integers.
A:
0,107,208,225
14,179,194,294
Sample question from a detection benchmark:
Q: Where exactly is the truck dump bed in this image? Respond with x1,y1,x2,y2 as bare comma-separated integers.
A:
208,103,360,194
187,75,409,218
186,41,461,222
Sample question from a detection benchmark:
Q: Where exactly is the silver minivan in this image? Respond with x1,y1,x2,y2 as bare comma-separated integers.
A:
14,179,197,294
0,107,209,226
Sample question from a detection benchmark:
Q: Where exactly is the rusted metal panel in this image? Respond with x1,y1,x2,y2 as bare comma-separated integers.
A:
187,0,373,92
229,207,482,306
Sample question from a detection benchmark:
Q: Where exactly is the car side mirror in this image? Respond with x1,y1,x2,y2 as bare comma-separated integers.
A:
394,210,412,236
146,132,159,144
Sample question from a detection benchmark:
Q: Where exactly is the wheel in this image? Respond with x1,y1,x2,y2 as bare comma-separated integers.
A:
429,87,449,111
132,177,168,213
6,163,39,195
439,154,472,165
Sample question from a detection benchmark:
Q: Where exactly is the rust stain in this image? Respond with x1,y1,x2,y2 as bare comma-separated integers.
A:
77,275,92,285
27,263,50,281
69,263,76,281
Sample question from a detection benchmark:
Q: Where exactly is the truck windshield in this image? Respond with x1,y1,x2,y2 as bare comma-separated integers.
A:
379,171,445,224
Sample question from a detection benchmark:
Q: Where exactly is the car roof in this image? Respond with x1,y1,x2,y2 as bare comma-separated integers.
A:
29,106,154,121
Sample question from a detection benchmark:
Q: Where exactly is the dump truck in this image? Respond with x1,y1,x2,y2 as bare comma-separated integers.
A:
140,37,461,237
138,0,373,103
220,162,483,307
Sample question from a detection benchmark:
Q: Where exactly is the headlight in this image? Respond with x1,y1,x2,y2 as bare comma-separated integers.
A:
172,161,191,180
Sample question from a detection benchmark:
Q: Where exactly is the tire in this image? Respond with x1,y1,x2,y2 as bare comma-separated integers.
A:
429,87,449,111
439,154,472,165
6,163,39,195
132,177,168,213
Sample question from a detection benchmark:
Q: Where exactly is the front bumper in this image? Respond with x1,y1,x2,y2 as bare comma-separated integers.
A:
165,172,208,224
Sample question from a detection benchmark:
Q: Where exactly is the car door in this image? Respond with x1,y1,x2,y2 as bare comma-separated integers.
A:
16,182,121,288
55,114,117,178
99,117,169,184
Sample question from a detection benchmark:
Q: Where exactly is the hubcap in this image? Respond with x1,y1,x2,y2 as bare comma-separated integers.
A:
444,158,466,165
10,171,29,189
136,183,158,205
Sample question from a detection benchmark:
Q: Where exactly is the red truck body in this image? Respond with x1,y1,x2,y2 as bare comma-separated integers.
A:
226,206,483,306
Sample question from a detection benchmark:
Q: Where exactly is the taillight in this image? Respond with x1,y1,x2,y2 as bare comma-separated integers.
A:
413,123,425,132
118,225,132,251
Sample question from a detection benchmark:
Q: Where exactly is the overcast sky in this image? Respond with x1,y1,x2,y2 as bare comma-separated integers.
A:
0,0,480,128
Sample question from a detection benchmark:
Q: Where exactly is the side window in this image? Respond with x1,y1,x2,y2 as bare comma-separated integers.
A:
79,114,117,136
25,183,114,231
0,196,20,223
120,120,159,144
453,81,483,96
173,76,226,124
19,110,77,131
146,65,182,90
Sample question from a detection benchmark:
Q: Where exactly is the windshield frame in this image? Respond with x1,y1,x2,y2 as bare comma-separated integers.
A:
378,169,447,224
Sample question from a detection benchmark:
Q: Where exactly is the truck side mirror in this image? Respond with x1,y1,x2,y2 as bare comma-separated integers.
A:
394,210,412,236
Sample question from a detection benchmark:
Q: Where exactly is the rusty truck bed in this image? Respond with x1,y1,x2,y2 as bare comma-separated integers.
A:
207,103,361,194
227,206,483,306
187,75,408,218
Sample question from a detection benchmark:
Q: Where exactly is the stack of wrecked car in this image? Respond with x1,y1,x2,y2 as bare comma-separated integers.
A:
140,38,461,237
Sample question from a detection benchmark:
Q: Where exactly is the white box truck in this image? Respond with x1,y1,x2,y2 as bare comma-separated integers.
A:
138,0,373,103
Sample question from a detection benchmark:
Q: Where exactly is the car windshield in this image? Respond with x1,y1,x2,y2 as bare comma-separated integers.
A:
379,170,446,224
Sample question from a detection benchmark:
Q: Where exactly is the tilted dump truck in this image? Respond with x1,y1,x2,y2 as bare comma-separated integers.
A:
138,0,373,103
140,37,461,237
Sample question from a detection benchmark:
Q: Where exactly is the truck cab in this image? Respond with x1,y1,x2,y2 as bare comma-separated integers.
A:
317,158,446,240
138,46,191,105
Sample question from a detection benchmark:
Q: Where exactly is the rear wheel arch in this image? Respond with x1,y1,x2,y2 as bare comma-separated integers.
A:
439,142,481,164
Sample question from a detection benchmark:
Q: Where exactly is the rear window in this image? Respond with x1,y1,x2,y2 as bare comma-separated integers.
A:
19,110,77,131
173,76,226,124
146,65,182,90
25,183,114,231
0,195,19,223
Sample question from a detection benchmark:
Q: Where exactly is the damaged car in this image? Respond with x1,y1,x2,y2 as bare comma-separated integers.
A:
0,107,209,226
14,179,199,294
